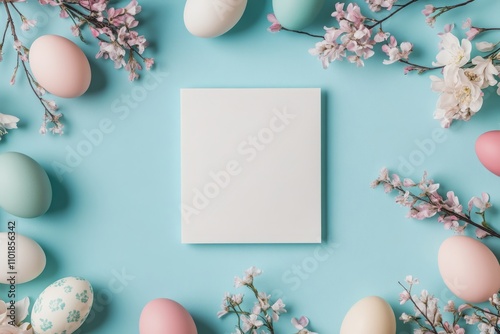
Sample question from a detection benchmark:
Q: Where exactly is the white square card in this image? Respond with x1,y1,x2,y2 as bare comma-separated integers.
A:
181,88,321,243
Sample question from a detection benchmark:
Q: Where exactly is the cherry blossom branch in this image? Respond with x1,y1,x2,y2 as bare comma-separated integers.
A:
401,186,500,239
218,267,315,334
399,282,440,333
372,169,500,239
2,1,63,134
433,0,477,15
0,0,154,139
246,283,275,334
366,0,419,29
398,59,443,74
281,28,323,39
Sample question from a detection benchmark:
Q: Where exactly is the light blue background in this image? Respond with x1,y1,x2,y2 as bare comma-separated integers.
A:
1,0,500,333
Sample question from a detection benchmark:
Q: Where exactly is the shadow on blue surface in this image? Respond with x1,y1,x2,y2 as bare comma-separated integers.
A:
45,171,70,216
37,241,58,281
226,0,267,36
193,316,218,334
86,59,108,96
321,90,328,242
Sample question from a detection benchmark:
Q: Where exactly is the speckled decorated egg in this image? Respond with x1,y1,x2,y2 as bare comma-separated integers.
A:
31,277,93,334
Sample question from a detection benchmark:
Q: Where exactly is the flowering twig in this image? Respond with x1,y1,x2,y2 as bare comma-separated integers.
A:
267,1,500,127
218,267,317,334
366,0,419,29
372,168,500,239
2,0,63,135
400,276,500,333
0,0,154,139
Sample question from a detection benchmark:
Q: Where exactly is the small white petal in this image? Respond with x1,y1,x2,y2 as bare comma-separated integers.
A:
476,41,496,52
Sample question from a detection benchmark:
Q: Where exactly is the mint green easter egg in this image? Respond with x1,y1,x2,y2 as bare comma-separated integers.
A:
273,0,325,30
0,152,52,218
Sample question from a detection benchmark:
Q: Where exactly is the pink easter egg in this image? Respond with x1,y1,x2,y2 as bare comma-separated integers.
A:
476,131,500,176
139,298,197,334
438,236,500,303
29,35,91,98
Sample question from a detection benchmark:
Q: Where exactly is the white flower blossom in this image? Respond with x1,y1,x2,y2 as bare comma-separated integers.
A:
0,298,32,334
468,56,498,88
431,65,483,127
241,314,263,332
0,113,19,140
476,41,496,52
433,33,472,67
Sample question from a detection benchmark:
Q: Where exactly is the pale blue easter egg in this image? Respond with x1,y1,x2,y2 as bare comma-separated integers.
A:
0,152,52,218
272,0,325,30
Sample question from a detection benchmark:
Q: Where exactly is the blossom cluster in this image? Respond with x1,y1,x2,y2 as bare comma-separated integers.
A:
0,0,154,139
218,267,317,334
400,276,500,334
371,168,499,239
268,1,500,128
45,0,155,81
430,28,499,127
308,3,388,68
0,113,20,141
0,298,33,334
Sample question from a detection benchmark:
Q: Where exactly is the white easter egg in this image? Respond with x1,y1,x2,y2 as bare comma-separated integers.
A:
31,277,93,334
0,232,46,284
340,296,396,334
184,0,247,38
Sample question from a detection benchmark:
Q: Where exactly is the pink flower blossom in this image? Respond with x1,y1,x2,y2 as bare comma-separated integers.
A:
21,18,36,31
373,30,389,43
366,0,397,12
443,322,465,334
144,58,154,70
421,4,435,16
125,0,141,15
462,18,472,29
331,2,346,20
466,27,481,40
468,192,491,212
291,316,310,330
444,191,462,213
426,16,436,27
267,13,282,32
382,36,413,65
399,291,410,304
438,23,454,36
309,28,345,69
438,215,460,232
443,300,456,312
345,3,365,26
